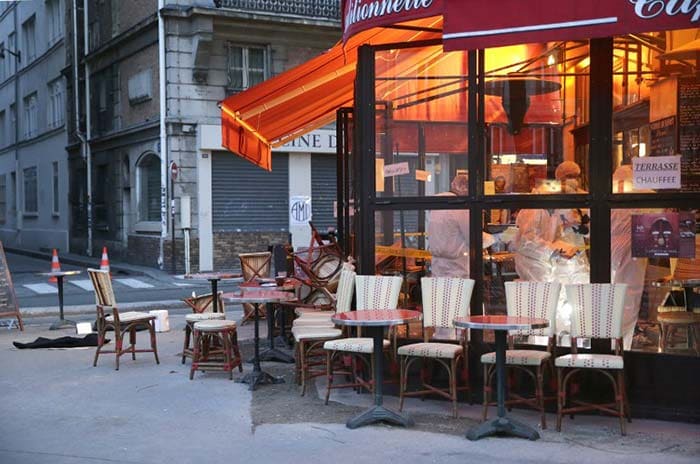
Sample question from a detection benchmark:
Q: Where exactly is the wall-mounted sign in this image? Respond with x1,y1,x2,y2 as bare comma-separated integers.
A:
632,155,681,190
631,212,696,258
415,169,431,182
289,196,312,226
279,129,337,153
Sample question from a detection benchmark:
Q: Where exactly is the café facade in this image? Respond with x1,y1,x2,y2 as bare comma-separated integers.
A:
221,1,700,421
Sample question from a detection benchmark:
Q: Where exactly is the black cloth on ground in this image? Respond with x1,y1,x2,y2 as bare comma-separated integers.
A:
13,334,108,349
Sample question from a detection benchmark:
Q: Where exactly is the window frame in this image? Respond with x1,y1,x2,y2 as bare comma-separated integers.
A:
22,166,38,215
226,43,270,92
46,0,64,46
22,15,36,63
48,78,65,129
23,92,38,139
52,161,59,216
135,152,162,232
0,174,6,225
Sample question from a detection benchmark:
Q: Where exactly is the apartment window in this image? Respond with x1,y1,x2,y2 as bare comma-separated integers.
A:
0,110,5,147
52,161,59,215
0,175,6,224
47,0,64,45
9,103,16,144
22,15,36,63
23,92,38,139
110,0,119,37
48,79,65,128
137,153,161,223
23,166,38,214
0,41,5,81
226,44,267,91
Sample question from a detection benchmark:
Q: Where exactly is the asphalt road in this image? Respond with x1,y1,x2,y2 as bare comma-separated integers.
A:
5,252,236,308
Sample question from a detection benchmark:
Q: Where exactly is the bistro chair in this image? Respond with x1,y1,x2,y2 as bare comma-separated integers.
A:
555,283,629,435
290,266,356,396
181,292,226,364
322,275,402,404
239,252,272,324
189,319,242,380
481,281,561,428
398,277,475,418
87,268,159,370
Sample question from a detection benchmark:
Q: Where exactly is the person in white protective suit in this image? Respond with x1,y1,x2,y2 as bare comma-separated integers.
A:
611,164,652,350
428,173,495,278
513,161,590,341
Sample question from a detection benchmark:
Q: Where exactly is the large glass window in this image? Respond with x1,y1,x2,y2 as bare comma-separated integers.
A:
23,92,38,139
23,166,37,214
48,78,64,129
137,153,161,223
47,0,64,46
22,15,36,63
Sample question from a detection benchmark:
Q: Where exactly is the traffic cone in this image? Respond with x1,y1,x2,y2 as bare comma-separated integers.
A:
100,246,111,277
48,249,61,283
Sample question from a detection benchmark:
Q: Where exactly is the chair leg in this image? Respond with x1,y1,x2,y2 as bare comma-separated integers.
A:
130,327,137,360
93,325,105,367
190,329,201,380
450,357,458,419
114,329,122,371
482,364,490,422
223,332,233,380
623,371,631,423
149,321,160,364
232,331,243,372
617,370,626,436
398,355,406,412
537,364,546,429
556,367,564,432
324,351,334,405
300,340,308,396
182,323,191,364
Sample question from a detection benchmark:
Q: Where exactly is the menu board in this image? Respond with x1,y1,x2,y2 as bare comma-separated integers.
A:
649,116,676,157
678,76,700,191
0,242,23,330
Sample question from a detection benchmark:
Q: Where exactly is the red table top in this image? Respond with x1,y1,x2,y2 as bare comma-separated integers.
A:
222,290,295,304
453,315,549,331
332,309,422,327
179,272,243,281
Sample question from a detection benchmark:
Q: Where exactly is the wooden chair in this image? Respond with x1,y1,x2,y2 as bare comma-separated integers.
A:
290,266,356,396
87,268,159,370
181,292,226,364
398,277,475,418
189,319,242,380
481,281,561,428
322,275,402,404
555,283,629,435
239,252,272,323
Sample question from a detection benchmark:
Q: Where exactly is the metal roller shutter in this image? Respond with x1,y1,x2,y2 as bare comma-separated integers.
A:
310,154,337,231
212,152,289,231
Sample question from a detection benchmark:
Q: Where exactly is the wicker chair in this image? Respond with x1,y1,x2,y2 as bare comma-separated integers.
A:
290,266,356,396
181,292,226,364
322,275,402,404
398,277,475,418
87,268,159,370
555,283,629,435
239,252,272,324
481,281,561,428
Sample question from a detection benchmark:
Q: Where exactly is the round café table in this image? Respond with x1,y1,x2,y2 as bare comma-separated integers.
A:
224,290,295,390
37,270,82,330
332,309,422,429
177,272,243,314
230,279,300,363
454,315,549,441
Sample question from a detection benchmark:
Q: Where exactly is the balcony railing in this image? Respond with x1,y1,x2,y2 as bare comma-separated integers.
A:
216,0,341,21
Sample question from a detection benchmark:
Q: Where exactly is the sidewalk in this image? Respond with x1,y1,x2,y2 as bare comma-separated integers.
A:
0,314,698,464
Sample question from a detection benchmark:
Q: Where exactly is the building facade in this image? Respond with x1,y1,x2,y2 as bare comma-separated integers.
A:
0,0,70,253
64,0,341,271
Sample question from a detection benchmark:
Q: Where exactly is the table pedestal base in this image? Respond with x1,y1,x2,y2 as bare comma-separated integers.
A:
258,347,295,363
346,405,414,429
235,370,284,391
50,319,76,330
466,416,540,441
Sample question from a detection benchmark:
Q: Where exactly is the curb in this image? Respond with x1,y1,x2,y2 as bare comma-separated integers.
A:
6,246,146,277
19,300,190,318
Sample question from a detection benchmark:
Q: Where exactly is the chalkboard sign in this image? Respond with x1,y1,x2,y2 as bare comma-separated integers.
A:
0,242,24,330
649,116,677,157
678,76,700,191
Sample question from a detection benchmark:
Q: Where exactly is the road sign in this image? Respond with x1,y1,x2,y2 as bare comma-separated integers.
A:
170,162,178,181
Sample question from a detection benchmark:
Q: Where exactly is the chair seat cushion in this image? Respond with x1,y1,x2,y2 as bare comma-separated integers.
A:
292,326,342,341
186,312,226,322
106,311,155,323
296,311,334,320
193,319,237,331
397,342,463,359
323,337,390,353
555,354,623,370
294,307,332,317
292,318,336,328
481,349,551,366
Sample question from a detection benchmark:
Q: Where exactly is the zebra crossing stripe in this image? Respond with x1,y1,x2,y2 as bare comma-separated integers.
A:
69,279,95,291
115,278,154,289
23,283,57,294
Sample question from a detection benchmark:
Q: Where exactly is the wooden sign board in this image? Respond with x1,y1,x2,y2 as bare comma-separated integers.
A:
0,242,24,330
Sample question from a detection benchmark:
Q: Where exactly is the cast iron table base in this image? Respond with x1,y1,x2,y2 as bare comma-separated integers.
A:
236,301,285,390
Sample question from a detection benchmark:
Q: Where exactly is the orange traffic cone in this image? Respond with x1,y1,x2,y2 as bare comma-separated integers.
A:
100,246,111,277
48,249,61,283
